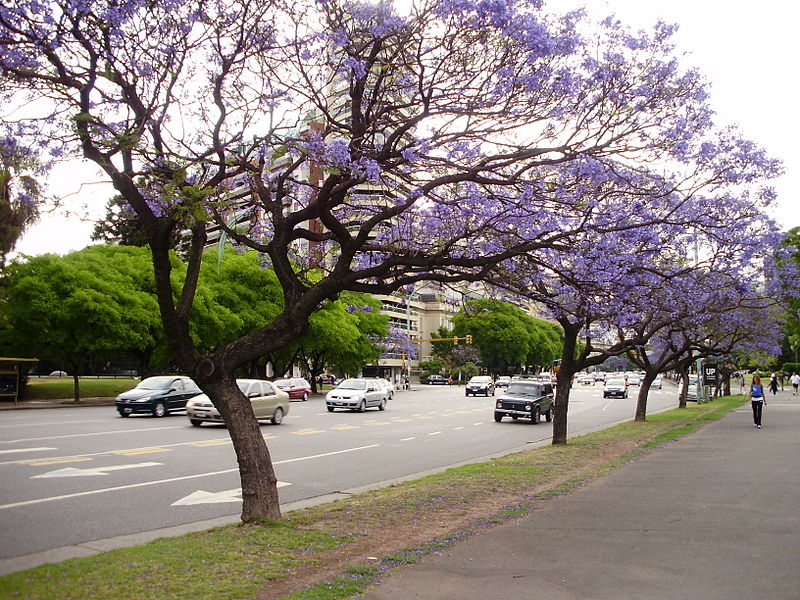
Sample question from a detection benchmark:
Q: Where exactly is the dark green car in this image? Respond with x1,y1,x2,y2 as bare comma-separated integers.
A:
494,381,554,423
115,376,202,418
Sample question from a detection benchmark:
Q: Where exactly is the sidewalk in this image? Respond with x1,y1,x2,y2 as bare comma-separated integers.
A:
360,389,800,600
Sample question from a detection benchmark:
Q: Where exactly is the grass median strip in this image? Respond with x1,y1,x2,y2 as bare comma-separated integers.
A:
0,396,744,600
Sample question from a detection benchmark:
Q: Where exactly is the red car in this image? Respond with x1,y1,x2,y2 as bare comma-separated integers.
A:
274,378,312,401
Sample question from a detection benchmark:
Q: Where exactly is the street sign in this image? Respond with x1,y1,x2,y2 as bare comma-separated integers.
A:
702,364,720,386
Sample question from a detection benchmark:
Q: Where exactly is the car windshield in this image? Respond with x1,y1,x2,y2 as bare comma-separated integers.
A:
506,383,541,397
607,379,625,386
274,380,292,388
338,379,367,390
470,377,491,383
135,376,175,390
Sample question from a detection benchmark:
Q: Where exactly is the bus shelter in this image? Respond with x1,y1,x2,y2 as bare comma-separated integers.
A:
0,358,39,405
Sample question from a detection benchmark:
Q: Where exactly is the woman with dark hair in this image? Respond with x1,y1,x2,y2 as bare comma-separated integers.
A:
750,375,767,429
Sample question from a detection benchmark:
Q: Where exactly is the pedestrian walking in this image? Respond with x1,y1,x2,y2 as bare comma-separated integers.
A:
769,375,779,395
739,372,746,393
791,372,800,396
749,375,767,428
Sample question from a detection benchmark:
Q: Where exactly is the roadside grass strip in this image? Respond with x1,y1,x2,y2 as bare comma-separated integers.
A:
0,396,744,600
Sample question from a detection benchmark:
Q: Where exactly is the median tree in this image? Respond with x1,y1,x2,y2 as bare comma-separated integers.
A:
0,0,780,521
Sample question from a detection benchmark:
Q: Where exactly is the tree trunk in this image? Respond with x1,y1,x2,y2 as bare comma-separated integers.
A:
203,377,282,522
552,326,580,445
635,371,657,421
678,367,689,409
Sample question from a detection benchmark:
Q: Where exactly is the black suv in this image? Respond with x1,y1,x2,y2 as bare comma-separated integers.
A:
426,374,448,385
494,381,554,423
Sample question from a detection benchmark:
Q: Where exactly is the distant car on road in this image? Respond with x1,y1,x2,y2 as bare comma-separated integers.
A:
494,380,554,423
186,379,290,426
274,377,312,401
578,375,594,386
603,378,628,399
116,375,202,418
425,374,449,385
465,375,495,396
495,376,512,388
652,376,663,389
326,378,388,412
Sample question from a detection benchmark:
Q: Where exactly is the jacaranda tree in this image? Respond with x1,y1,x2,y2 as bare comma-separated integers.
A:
0,0,781,520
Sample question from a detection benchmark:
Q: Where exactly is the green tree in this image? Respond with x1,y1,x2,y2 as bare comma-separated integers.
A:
0,140,42,268
91,195,150,247
287,295,389,385
1,245,164,399
452,299,563,375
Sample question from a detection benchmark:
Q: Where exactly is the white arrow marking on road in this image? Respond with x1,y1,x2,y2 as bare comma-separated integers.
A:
172,482,291,506
2,444,378,510
31,462,162,478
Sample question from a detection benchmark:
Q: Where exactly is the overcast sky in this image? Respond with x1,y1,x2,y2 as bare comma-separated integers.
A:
13,0,799,257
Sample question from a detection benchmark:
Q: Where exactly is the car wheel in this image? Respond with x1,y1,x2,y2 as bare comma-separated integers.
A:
378,398,386,411
327,406,335,412
531,406,541,424
494,412,503,422
118,409,130,418
152,401,167,418
272,407,284,425
190,419,203,427
465,392,470,396
302,392,308,401
545,408,552,422
358,400,367,413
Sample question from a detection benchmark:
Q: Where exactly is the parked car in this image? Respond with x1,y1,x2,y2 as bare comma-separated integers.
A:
494,380,554,423
652,376,663,390
425,374,449,385
465,375,495,396
326,378,388,412
495,376,512,388
116,375,202,418
603,378,628,399
273,377,312,401
186,379,290,426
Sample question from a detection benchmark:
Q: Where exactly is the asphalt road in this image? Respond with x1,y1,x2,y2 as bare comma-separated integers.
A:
0,381,677,569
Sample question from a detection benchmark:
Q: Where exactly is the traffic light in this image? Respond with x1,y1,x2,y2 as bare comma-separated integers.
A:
466,334,473,344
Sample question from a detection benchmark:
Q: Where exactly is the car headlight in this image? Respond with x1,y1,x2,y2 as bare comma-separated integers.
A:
496,402,502,409
136,396,151,403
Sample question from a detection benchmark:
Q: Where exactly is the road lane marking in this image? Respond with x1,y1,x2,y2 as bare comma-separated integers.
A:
366,422,391,426
453,427,464,431
172,482,291,506
27,457,91,467
0,444,379,511
329,425,360,431
0,447,56,455
401,437,415,441
191,440,232,447
113,448,169,456
0,426,186,445
32,462,163,479
428,431,442,436
291,429,326,436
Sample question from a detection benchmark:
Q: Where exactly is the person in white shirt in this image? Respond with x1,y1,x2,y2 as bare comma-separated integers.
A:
791,373,800,396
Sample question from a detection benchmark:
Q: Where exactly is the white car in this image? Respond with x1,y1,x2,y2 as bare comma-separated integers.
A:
186,379,290,426
652,376,663,389
326,378,388,412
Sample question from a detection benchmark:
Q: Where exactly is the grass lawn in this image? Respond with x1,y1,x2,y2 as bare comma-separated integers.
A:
23,378,137,400
0,396,745,600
